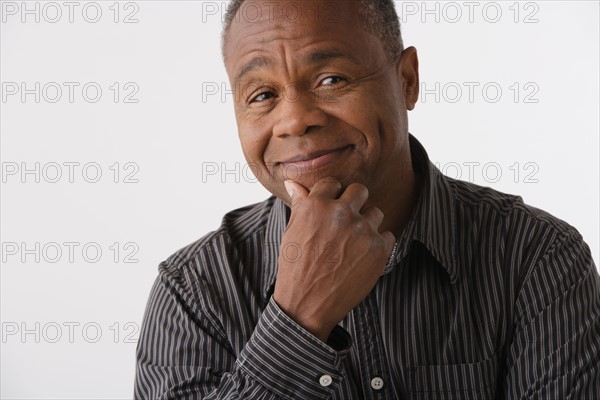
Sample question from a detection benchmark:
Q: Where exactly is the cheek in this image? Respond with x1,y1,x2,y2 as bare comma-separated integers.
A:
346,91,404,171
237,117,269,160
239,133,261,162
237,124,279,186
324,93,377,134
329,95,382,148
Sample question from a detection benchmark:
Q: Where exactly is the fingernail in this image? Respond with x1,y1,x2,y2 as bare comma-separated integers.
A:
284,180,294,197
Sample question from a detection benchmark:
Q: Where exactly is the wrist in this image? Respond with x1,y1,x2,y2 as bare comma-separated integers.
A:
272,293,333,342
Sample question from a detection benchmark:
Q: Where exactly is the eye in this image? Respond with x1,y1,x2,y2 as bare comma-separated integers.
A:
320,76,348,87
249,90,276,104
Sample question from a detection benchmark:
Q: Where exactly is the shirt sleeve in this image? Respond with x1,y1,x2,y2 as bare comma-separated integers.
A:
503,228,600,398
134,265,353,399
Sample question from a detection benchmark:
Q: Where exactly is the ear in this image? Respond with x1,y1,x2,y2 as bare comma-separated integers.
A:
396,46,419,110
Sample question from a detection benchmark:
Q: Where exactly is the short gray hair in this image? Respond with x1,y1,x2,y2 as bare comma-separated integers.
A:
221,0,404,64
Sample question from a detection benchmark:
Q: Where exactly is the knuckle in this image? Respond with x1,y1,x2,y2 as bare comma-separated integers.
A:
371,238,388,257
371,207,384,220
386,232,396,242
331,205,348,222
351,218,369,234
348,182,366,193
291,197,304,210
357,183,369,197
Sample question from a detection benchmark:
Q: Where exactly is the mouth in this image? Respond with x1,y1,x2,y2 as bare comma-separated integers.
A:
278,145,353,174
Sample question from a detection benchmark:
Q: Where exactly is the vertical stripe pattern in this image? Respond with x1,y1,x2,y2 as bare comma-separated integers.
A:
134,134,600,399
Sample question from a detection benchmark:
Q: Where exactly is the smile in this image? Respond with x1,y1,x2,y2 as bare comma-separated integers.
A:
279,145,353,173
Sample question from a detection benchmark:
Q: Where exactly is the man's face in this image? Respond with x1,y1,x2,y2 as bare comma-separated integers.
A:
224,0,419,206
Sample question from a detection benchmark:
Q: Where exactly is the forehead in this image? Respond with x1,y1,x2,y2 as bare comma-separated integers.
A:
224,0,372,73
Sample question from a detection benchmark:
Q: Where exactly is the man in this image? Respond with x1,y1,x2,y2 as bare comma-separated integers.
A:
134,0,600,398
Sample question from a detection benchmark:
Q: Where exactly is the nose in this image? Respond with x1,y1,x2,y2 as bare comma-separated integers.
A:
272,86,328,138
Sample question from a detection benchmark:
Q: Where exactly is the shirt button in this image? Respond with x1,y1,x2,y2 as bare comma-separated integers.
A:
371,377,384,390
319,374,333,387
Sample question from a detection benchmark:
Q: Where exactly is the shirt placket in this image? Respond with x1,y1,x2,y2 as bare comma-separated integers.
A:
349,290,397,400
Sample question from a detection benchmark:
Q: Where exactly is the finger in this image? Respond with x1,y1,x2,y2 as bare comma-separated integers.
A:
339,182,369,212
307,178,343,199
284,180,309,211
381,231,396,254
361,206,384,231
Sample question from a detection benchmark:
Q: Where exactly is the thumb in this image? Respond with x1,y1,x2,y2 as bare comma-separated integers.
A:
284,180,308,209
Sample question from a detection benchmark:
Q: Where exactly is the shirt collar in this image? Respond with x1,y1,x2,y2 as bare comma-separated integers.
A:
261,133,460,302
390,133,460,284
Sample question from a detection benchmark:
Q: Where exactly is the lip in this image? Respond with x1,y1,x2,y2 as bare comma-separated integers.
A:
278,145,352,173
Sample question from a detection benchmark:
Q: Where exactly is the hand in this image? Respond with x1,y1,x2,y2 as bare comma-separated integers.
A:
272,178,395,342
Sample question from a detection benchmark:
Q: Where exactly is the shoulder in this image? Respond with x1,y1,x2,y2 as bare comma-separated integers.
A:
138,197,279,355
153,196,277,298
447,175,580,241
443,177,595,287
442,177,587,268
163,196,276,268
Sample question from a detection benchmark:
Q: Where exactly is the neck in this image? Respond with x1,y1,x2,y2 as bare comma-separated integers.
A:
373,143,422,239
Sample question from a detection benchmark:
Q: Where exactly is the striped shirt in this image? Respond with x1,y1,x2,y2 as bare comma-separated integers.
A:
134,134,600,399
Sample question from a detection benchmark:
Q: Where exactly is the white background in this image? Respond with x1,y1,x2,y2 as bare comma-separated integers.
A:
1,1,598,398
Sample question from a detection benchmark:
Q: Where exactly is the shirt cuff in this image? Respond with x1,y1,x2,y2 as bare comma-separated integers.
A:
236,297,352,398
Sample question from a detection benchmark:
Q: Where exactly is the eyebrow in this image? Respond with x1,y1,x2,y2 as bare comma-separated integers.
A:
234,57,268,85
306,49,361,65
233,49,362,85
